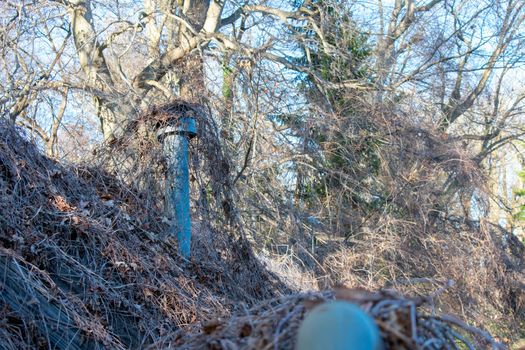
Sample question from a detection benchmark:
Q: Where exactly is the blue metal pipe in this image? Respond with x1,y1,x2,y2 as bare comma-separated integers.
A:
158,117,197,259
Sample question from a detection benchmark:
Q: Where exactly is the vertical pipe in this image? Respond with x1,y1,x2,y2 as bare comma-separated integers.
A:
158,117,196,259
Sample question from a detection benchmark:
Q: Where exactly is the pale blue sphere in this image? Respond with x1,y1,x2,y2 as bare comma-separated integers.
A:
296,301,384,350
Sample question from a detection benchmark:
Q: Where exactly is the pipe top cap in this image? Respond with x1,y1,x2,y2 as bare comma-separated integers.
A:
157,116,197,139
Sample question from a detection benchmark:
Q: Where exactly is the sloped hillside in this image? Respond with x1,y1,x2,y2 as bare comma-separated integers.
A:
0,122,521,349
0,122,282,349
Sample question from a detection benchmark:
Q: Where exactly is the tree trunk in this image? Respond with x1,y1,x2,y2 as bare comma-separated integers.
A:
67,0,129,140
177,0,210,102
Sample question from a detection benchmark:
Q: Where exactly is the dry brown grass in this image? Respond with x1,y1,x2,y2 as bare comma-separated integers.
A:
1,114,523,349
0,120,281,349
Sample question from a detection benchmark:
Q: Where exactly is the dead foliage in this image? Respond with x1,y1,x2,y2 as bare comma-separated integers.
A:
0,115,522,349
0,120,281,349
225,102,525,345
157,287,506,349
